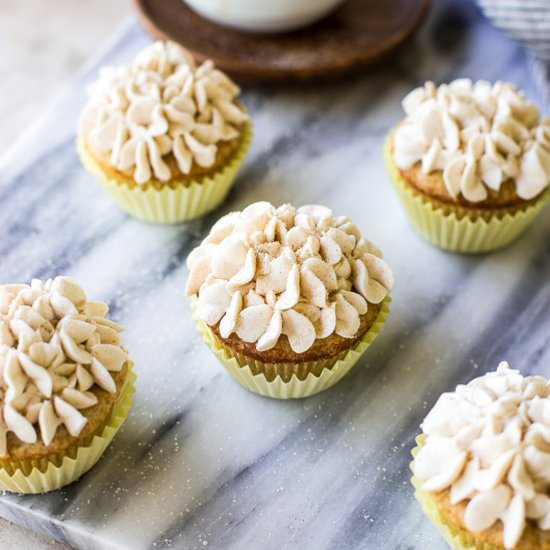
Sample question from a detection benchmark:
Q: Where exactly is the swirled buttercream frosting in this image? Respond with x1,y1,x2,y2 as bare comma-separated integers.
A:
415,362,550,549
393,79,550,201
0,277,127,456
79,41,249,184
185,202,393,354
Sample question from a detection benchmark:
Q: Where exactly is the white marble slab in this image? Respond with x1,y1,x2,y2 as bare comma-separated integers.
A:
0,1,549,549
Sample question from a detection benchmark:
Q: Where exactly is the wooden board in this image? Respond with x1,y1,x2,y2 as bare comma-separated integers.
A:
133,0,430,81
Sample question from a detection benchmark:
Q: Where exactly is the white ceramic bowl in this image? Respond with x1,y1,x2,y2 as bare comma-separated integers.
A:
183,0,346,33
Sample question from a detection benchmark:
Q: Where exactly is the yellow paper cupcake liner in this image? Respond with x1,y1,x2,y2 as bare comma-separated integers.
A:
77,122,252,224
0,363,136,494
411,435,503,550
193,299,390,399
384,138,550,254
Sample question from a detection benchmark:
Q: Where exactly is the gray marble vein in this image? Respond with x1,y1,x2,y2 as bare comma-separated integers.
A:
0,1,549,548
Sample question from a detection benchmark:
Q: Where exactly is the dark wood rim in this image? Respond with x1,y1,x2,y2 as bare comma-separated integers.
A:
132,0,430,82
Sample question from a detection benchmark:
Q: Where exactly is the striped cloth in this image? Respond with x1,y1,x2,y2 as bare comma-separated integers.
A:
477,0,550,102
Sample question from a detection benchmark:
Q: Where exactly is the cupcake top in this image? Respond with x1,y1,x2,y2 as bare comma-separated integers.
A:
415,362,550,549
393,79,550,202
79,41,249,185
0,277,127,455
185,202,393,354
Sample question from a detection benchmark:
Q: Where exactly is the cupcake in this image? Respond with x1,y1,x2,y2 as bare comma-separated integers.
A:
412,362,550,549
0,276,135,493
185,201,393,399
78,41,251,224
385,79,550,253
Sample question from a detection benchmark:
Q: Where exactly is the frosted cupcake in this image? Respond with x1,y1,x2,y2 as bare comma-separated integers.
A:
0,277,135,493
385,79,550,253
185,201,392,399
78,41,251,224
412,362,550,549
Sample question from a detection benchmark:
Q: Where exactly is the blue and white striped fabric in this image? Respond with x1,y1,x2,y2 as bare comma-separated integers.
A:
477,0,550,102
